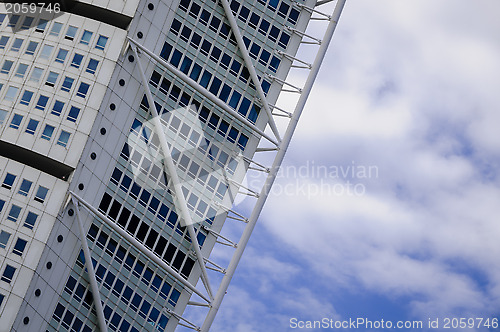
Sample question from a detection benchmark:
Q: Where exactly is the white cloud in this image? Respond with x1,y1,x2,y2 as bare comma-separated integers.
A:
212,0,500,329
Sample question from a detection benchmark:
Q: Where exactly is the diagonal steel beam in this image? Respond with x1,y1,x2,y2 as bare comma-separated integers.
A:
131,45,215,301
71,198,108,332
69,191,211,303
218,0,282,143
127,38,279,147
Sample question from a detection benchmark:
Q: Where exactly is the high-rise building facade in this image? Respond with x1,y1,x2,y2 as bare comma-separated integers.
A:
0,0,344,331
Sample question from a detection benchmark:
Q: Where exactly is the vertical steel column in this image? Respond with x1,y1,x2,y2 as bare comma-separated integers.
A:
200,1,346,330
71,198,108,332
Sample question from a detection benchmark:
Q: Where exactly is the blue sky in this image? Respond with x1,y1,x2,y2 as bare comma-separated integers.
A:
207,0,500,331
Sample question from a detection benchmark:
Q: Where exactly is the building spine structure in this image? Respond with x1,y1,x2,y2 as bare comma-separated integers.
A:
0,0,345,331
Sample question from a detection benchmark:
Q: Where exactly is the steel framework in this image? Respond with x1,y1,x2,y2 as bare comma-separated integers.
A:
68,0,346,330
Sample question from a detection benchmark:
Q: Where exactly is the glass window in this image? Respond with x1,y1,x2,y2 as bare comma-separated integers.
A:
4,86,19,101
30,67,43,82
11,38,23,52
0,36,9,49
21,16,34,30
7,205,21,222
0,231,11,249
67,106,80,122
0,199,4,213
71,53,84,68
23,212,38,230
80,30,93,45
2,173,16,189
57,130,71,147
12,238,27,256
50,22,63,36
25,41,38,55
9,114,23,129
36,19,48,32
18,179,33,196
15,63,29,78
45,71,59,87
40,45,54,59
35,95,49,110
259,19,270,34
20,90,34,106
61,77,74,92
1,60,13,74
25,119,39,135
86,59,99,74
0,109,7,126
51,100,65,116
95,35,108,50
41,124,55,141
8,15,20,28
34,185,49,203
65,26,78,40
1,265,16,284
76,82,90,98
55,49,69,63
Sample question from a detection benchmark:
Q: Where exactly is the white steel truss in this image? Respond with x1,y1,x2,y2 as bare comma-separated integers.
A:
66,0,346,330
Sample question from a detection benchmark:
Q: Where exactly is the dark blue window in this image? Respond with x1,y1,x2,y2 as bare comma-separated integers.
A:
200,10,210,24
35,95,49,110
288,8,300,24
190,63,202,81
269,26,280,41
200,71,211,88
131,294,142,309
221,54,231,68
170,19,181,34
170,49,182,67
239,97,251,116
228,127,238,143
190,32,201,48
229,91,241,109
268,0,279,10
209,77,222,95
219,84,231,102
76,82,90,98
259,20,270,35
210,46,222,62
249,104,260,123
180,57,192,74
238,134,249,150
270,56,280,72
279,33,291,48
209,16,221,32
160,43,172,60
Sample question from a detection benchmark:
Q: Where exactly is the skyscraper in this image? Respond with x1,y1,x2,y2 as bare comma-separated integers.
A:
0,0,345,331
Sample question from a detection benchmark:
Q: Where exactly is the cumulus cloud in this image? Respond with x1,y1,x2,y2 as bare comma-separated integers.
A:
209,0,500,330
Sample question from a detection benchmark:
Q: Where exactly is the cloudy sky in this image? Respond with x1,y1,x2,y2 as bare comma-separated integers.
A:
208,0,500,331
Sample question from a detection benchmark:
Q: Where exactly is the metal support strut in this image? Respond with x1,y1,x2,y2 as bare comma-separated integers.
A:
199,0,346,330
71,197,108,332
70,191,211,303
218,0,282,143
